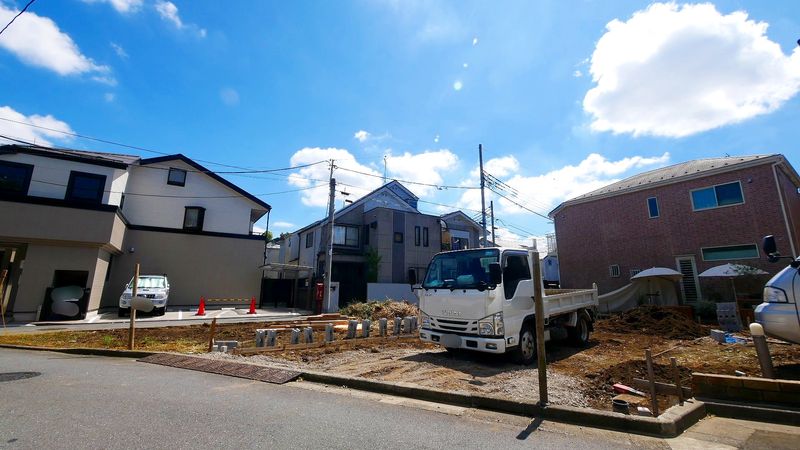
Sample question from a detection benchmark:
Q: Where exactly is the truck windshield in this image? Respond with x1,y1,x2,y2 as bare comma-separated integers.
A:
127,277,167,289
422,249,499,289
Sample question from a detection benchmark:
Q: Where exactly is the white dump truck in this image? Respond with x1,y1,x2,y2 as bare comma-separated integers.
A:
411,247,598,365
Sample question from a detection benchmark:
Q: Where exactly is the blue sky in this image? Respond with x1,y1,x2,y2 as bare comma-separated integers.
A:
1,0,798,245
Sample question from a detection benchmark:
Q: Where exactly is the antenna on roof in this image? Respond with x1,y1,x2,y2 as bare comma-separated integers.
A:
383,155,388,185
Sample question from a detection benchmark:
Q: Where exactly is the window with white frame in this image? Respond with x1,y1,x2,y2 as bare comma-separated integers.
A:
609,264,621,278
333,225,359,247
701,244,759,261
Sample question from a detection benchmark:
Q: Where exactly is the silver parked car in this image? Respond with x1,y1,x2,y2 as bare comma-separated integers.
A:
755,236,800,344
118,275,170,317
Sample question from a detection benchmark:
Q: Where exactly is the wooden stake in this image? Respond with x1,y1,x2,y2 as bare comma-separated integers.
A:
0,269,7,329
531,251,548,406
207,317,217,352
671,357,684,405
127,263,139,350
645,349,659,416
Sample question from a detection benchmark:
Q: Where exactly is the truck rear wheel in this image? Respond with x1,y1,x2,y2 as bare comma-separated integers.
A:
567,315,590,347
512,324,536,365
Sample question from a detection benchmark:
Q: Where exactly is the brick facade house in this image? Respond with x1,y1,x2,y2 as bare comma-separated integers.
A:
549,154,800,304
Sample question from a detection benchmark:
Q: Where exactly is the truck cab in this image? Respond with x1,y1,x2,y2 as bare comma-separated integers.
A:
755,235,800,344
414,247,597,364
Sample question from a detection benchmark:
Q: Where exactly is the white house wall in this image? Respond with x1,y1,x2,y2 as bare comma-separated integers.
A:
1,153,128,205
122,161,258,234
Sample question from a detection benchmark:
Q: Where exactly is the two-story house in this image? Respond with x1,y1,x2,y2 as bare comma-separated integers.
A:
549,154,800,304
0,144,271,321
276,181,481,306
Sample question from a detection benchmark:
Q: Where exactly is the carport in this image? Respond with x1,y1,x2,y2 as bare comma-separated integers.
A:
260,262,314,311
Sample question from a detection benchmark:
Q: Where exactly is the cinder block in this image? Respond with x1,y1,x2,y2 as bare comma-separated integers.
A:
266,329,277,346
694,383,728,398
740,377,781,392
324,324,334,342
727,387,763,402
290,328,300,345
255,329,266,347
762,390,800,405
709,329,726,343
304,327,314,344
779,380,800,394
362,319,371,338
694,373,743,388
379,318,388,337
347,320,358,339
393,317,402,335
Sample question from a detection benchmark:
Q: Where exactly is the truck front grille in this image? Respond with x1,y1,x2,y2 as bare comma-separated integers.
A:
430,317,478,334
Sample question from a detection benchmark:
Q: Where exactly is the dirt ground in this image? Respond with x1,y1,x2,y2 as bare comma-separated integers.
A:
3,308,799,412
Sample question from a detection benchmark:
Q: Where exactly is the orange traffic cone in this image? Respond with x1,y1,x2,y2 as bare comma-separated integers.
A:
247,296,256,315
196,297,206,316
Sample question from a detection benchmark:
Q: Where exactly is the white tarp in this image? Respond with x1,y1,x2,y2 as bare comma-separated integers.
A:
598,278,680,313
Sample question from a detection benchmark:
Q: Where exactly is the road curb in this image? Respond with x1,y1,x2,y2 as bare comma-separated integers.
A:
299,368,706,437
0,344,158,359
699,397,800,427
0,344,705,436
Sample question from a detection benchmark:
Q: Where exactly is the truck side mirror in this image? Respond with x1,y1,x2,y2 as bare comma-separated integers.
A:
408,269,417,285
488,262,502,285
763,235,778,262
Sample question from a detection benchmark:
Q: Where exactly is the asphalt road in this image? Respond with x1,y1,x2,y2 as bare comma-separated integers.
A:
0,348,668,450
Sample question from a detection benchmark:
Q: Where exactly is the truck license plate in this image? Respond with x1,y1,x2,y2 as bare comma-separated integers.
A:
440,334,461,348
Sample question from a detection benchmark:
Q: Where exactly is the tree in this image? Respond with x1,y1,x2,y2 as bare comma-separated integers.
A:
263,230,273,241
365,246,382,283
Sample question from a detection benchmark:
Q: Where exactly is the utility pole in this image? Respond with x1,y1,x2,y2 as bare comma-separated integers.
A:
479,144,488,248
490,201,496,247
383,155,388,185
323,160,336,313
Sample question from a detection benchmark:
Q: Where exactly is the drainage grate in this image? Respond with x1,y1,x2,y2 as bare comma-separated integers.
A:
138,354,300,384
0,372,41,382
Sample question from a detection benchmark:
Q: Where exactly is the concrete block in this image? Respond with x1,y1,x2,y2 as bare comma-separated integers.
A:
290,328,300,345
779,380,800,394
740,378,781,392
304,327,314,344
266,329,277,347
403,317,412,334
255,329,266,347
215,340,238,349
709,329,726,343
727,387,763,402
362,320,371,338
693,373,742,388
325,324,334,342
379,318,388,337
762,390,800,405
393,317,402,335
347,320,358,339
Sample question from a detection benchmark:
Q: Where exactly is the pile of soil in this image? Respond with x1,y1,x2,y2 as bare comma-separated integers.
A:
583,359,693,410
596,306,707,340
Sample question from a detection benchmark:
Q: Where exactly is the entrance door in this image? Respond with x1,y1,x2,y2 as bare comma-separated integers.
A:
676,256,701,303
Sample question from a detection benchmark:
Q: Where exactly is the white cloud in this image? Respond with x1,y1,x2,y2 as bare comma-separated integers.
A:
82,0,143,13
110,42,128,59
458,152,670,216
385,149,459,197
584,2,800,138
381,0,466,44
288,148,384,207
573,70,582,78
471,155,520,178
220,87,239,106
104,92,115,102
0,4,113,82
433,134,439,143
155,0,206,37
272,221,295,229
472,37,479,46
0,106,74,146
463,63,468,69
354,130,370,142
453,80,463,91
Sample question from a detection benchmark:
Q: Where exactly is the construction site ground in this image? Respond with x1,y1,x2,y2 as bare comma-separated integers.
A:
4,307,798,412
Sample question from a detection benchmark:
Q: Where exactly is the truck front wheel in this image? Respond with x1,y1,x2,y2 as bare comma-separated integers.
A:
567,315,591,347
512,324,536,365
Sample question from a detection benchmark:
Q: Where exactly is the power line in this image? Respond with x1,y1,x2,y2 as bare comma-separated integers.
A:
334,165,479,190
0,0,36,37
488,187,551,220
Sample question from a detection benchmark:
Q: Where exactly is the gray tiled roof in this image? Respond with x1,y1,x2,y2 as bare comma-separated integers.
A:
570,154,777,201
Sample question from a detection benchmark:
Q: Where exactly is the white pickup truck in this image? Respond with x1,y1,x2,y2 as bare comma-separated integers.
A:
412,247,598,365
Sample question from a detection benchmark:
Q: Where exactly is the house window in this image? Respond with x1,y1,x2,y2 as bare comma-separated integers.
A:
168,168,187,186
701,244,759,261
66,171,106,204
647,197,659,218
414,226,421,246
183,206,205,231
423,227,429,247
630,268,641,277
691,181,744,211
333,225,359,247
305,231,314,248
0,161,33,196
394,232,404,243
609,264,621,278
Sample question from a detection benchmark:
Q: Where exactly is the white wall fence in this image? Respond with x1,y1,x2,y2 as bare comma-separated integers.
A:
367,283,419,304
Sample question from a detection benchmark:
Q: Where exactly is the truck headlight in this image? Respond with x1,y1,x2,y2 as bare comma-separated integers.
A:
478,313,504,336
421,313,431,328
122,293,132,300
763,286,788,303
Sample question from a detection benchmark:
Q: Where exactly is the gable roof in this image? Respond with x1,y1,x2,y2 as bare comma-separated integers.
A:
441,210,482,231
139,154,271,211
549,154,786,217
1,144,139,169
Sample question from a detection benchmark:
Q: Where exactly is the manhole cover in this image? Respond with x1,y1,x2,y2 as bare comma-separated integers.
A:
0,372,41,382
139,354,300,384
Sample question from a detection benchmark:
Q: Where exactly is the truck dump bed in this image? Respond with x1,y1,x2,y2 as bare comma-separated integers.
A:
543,286,598,319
